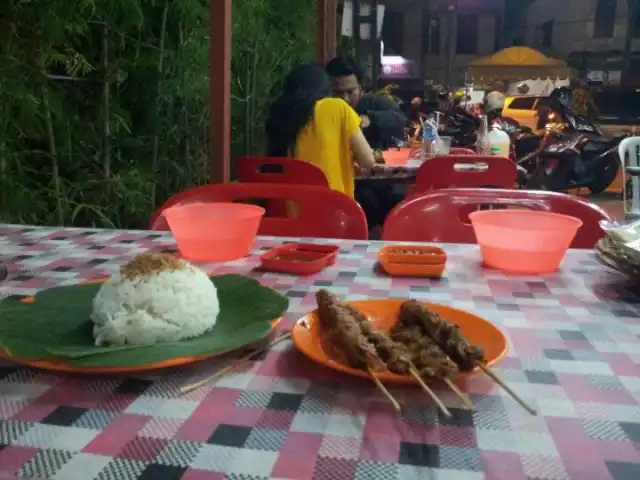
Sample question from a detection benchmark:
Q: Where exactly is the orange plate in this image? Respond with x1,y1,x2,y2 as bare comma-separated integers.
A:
291,299,507,384
3,279,281,374
379,245,446,278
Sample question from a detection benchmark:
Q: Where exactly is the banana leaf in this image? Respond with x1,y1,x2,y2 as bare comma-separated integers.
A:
0,274,288,368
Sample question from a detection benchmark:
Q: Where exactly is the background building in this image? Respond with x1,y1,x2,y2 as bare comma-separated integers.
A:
521,0,640,83
380,0,507,87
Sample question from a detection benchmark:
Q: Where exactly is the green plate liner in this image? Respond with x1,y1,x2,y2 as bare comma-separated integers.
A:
0,274,289,368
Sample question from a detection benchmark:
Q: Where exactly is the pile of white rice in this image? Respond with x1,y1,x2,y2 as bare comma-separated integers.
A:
91,253,220,346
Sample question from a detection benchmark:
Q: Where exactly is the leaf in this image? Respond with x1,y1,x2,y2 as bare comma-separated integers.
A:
0,274,288,368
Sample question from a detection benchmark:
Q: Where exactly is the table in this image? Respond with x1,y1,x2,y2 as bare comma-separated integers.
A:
355,165,418,182
1,225,640,479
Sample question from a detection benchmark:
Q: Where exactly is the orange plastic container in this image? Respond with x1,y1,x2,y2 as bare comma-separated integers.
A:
162,202,264,262
468,210,583,274
379,245,447,278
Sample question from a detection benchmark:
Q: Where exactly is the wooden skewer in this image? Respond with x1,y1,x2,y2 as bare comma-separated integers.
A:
180,332,292,395
408,367,451,418
368,368,402,412
443,377,476,411
477,363,537,416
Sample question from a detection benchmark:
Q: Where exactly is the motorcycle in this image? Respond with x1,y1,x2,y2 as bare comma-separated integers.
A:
516,117,626,192
440,111,479,147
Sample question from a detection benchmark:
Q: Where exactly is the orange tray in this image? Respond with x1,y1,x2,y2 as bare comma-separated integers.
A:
379,245,446,278
260,243,338,275
4,279,281,374
291,298,506,384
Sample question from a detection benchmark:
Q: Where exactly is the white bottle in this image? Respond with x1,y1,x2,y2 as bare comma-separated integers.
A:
487,125,510,157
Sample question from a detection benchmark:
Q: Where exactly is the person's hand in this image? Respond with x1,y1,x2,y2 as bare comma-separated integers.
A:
360,114,371,128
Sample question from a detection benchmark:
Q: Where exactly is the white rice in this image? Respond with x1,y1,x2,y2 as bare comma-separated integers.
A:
91,261,219,346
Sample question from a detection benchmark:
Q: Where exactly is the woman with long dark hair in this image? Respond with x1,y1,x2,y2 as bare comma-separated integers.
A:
266,62,375,199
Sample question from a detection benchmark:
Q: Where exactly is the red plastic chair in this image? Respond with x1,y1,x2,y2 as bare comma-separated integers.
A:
381,188,610,248
235,156,329,217
235,156,328,186
414,155,517,193
450,147,475,155
150,183,368,240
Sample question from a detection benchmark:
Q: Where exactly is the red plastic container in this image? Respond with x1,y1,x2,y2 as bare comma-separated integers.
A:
260,243,339,275
162,202,264,262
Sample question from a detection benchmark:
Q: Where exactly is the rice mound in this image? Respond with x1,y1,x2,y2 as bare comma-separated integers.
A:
91,253,220,346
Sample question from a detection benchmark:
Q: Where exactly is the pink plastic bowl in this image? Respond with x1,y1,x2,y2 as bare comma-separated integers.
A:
468,210,583,274
162,202,265,262
383,148,412,166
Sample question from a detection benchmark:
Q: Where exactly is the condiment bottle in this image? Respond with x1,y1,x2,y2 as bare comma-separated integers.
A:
476,115,489,155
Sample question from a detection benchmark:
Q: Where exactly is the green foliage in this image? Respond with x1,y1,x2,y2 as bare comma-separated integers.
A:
0,0,315,228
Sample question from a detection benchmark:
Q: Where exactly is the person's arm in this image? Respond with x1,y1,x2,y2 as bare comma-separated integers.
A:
350,130,376,170
342,101,375,169
360,94,408,140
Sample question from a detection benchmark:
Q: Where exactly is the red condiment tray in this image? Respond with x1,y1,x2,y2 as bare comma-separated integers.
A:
260,243,339,275
379,245,446,278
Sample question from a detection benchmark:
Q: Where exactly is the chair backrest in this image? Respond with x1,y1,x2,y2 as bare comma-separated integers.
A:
415,155,517,193
618,136,640,213
449,147,475,155
381,188,610,248
235,156,329,186
150,183,368,240
619,137,640,169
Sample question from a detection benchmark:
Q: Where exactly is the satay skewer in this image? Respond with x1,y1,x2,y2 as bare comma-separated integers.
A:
398,300,537,416
345,305,452,417
477,363,537,415
368,368,402,412
390,327,475,411
442,378,476,411
180,332,292,394
316,291,402,411
408,366,451,417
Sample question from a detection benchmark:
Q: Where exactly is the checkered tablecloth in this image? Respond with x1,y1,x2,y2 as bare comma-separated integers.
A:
1,225,640,480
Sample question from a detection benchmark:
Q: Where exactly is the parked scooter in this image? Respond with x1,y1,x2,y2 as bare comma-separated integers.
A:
517,87,626,192
517,126,625,192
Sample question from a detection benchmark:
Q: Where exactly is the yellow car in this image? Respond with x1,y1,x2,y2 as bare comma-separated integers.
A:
502,95,544,130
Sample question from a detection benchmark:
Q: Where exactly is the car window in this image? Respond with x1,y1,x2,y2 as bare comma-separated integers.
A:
507,97,537,110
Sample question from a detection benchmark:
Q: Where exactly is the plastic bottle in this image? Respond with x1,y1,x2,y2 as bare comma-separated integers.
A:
487,125,510,157
420,115,437,161
476,115,489,155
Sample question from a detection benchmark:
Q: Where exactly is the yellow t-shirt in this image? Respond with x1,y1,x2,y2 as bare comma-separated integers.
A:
293,98,361,198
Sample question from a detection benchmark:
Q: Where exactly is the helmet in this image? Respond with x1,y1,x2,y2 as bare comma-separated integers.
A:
548,86,573,112
485,91,505,113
